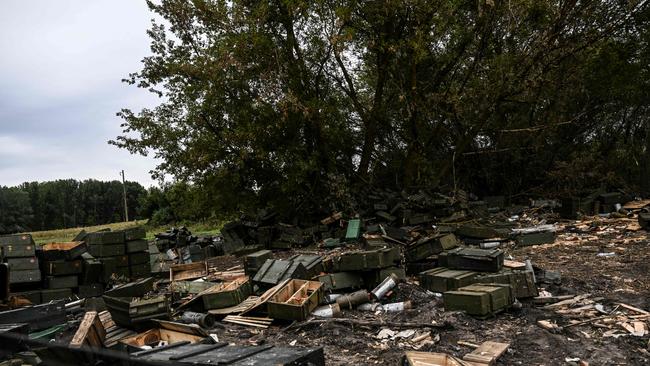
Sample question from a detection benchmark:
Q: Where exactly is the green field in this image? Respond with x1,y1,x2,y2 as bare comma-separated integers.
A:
27,220,222,244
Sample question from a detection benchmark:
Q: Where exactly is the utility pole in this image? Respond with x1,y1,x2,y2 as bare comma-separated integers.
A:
120,170,129,222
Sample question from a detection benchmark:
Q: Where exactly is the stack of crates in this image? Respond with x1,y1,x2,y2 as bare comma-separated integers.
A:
123,227,151,279
40,242,85,302
1,234,41,303
85,230,129,283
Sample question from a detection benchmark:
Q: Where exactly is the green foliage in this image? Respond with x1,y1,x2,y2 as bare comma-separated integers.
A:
114,0,650,218
0,180,148,234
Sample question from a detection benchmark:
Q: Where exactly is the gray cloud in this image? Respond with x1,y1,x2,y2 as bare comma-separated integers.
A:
0,0,160,186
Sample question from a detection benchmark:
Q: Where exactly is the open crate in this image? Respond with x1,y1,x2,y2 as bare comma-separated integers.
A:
268,279,323,321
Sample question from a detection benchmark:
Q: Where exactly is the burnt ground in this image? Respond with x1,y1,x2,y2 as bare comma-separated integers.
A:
211,217,650,365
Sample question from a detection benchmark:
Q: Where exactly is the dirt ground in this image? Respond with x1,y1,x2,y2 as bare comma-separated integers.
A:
214,217,650,365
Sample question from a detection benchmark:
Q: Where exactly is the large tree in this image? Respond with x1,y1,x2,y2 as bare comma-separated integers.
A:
114,0,650,218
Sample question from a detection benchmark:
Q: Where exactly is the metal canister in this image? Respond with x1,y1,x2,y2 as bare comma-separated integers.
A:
371,273,399,300
180,311,216,329
336,290,370,309
382,300,412,312
312,303,341,318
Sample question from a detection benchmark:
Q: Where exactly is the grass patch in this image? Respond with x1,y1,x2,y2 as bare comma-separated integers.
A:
27,220,224,244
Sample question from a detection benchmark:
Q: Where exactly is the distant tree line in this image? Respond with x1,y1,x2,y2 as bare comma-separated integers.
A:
0,179,147,234
111,1,650,220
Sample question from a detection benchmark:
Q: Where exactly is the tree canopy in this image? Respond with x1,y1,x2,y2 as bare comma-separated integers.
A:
114,0,650,218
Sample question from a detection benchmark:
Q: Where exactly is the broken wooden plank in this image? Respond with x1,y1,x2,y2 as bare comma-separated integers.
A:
617,303,649,315
462,341,509,365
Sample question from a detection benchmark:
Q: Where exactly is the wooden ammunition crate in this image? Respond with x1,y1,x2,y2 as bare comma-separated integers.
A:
444,283,513,317
128,251,150,266
244,250,273,275
405,234,458,262
268,279,324,321
438,248,504,272
331,247,400,272
85,231,125,245
103,295,169,327
123,227,147,241
170,280,216,296
419,267,478,293
126,240,148,254
41,241,87,261
200,278,252,310
43,260,82,276
9,269,41,284
45,275,78,289
129,263,151,279
253,259,308,287
0,234,36,258
317,272,364,291
474,269,538,298
88,244,125,258
7,257,39,271
81,253,103,284
289,254,324,278
515,231,556,247
170,261,208,281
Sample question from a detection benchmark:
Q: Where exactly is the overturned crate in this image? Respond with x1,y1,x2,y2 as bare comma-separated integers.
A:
70,311,106,348
268,279,324,321
253,259,308,288
405,234,458,262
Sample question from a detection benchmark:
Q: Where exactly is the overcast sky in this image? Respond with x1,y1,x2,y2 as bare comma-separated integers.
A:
0,0,159,187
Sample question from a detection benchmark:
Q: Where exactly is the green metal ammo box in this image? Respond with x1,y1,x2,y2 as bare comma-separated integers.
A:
345,219,362,241
438,248,504,272
170,281,215,296
419,267,478,293
126,240,148,254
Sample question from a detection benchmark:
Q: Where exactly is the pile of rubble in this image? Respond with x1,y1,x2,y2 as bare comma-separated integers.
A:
0,190,648,365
